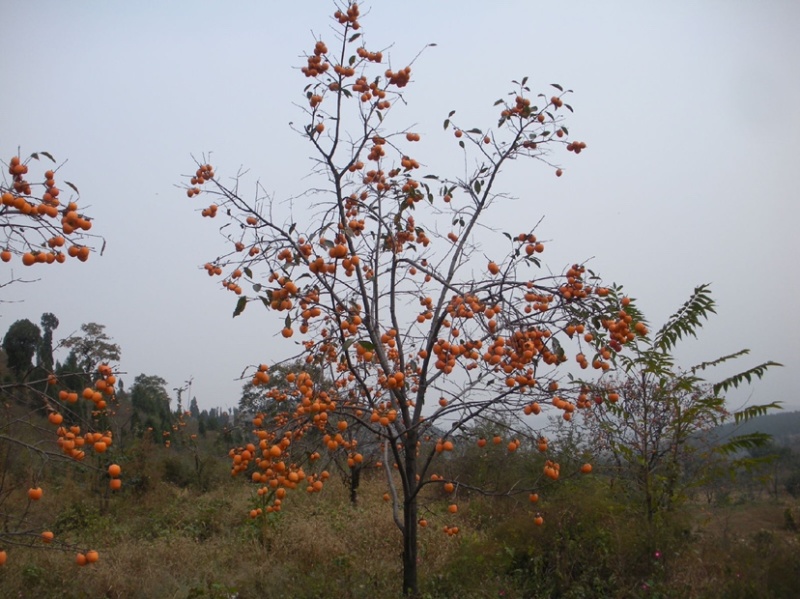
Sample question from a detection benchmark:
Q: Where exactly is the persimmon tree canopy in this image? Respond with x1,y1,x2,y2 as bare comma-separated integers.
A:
183,3,642,595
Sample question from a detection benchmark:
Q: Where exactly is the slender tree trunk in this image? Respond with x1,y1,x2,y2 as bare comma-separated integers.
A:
402,431,419,596
349,463,361,505
402,494,419,596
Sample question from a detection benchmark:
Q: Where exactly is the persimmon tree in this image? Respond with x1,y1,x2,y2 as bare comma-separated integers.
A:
182,3,641,594
1,151,101,271
0,152,118,567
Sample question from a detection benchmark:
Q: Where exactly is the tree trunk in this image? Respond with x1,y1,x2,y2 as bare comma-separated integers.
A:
402,494,419,596
402,430,419,596
349,463,361,505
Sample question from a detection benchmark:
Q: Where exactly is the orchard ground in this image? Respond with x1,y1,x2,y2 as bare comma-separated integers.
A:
1,410,798,598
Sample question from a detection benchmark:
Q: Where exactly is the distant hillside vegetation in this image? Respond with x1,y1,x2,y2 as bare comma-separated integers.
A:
713,409,800,450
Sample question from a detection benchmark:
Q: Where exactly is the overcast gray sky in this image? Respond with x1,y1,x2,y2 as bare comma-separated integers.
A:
2,1,798,413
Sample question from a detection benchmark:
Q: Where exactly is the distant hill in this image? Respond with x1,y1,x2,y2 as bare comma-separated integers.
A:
713,409,800,451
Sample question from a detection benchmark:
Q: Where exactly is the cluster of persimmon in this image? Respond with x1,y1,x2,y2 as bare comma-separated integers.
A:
382,217,429,254
204,262,223,276
264,273,299,311
222,269,243,295
355,46,382,63
334,3,360,28
75,549,100,566
55,427,114,459
400,156,420,171
350,340,374,364
186,164,214,198
362,167,388,189
7,155,32,194
228,410,336,516
107,463,123,490
566,141,587,154
482,327,562,387
369,402,399,427
543,460,561,481
60,205,92,235
551,395,579,422
300,12,419,126
77,363,117,412
333,63,357,78
519,400,542,419
514,232,545,256
431,338,482,375
302,41,330,78
2,155,95,265
385,66,412,88
558,264,591,301
500,95,537,120
201,203,218,218
339,311,364,339
434,438,455,453
442,525,460,537
367,136,387,161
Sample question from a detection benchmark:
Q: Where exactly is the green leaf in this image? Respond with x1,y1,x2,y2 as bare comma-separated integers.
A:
443,119,450,130
654,284,716,352
423,174,439,180
733,401,782,424
233,296,247,318
449,110,456,117
551,83,563,91
716,432,774,456
64,181,80,194
467,128,483,135
692,349,750,373
458,140,465,149
244,267,253,278
349,33,361,42
40,151,55,162
252,283,262,292
358,340,375,351
493,99,504,106
713,362,782,396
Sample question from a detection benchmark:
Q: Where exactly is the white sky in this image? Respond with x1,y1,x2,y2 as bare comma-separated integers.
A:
2,1,798,413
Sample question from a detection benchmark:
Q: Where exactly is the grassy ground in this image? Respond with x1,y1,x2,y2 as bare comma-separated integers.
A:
1,447,799,598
